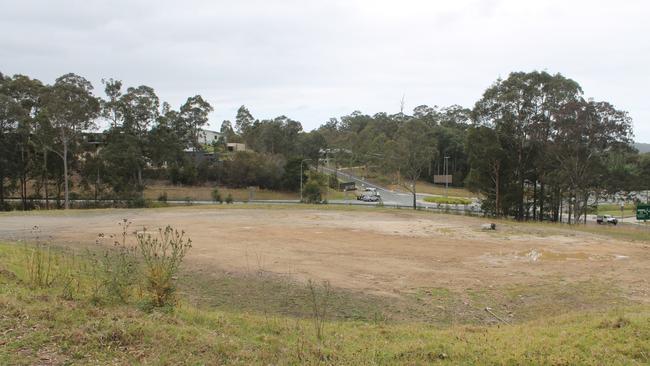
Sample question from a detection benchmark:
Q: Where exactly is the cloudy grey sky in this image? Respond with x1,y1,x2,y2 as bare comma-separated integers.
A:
2,0,649,141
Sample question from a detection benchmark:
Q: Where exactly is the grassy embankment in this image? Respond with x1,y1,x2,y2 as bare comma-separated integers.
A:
597,203,638,218
1,217,649,365
144,185,299,201
144,185,347,202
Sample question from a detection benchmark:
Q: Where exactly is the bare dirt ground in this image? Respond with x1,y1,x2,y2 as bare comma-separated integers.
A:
1,206,649,303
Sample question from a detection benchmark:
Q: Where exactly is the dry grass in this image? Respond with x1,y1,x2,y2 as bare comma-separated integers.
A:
144,184,299,201
2,241,650,365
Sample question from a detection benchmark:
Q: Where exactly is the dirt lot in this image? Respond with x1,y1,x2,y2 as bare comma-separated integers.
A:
1,206,649,302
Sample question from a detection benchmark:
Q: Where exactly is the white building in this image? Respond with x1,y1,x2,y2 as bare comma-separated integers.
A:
200,129,222,145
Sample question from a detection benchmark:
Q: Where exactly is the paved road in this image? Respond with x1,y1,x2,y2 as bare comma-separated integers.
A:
320,166,416,206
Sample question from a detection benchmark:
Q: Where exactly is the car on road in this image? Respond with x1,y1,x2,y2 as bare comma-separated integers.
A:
360,194,380,202
596,215,618,225
357,187,378,200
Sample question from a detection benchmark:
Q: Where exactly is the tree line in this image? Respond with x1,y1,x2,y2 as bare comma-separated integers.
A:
0,72,326,210
1,70,648,221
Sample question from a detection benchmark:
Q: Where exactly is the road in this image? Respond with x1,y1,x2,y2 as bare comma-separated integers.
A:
320,166,416,206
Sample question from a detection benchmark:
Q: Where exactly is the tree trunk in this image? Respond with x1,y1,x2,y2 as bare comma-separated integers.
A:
532,181,537,221
20,144,27,210
518,174,525,221
412,179,417,210
494,161,500,217
0,167,4,209
517,146,524,221
43,149,49,210
583,192,588,225
137,166,143,187
63,142,70,210
558,188,563,223
539,180,545,222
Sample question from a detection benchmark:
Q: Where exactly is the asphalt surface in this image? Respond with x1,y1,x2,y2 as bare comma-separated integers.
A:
320,166,417,206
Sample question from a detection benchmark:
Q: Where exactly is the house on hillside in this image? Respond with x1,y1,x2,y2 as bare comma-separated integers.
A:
226,143,246,152
200,129,222,145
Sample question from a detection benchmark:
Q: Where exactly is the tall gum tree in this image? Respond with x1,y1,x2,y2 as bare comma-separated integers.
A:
42,73,99,209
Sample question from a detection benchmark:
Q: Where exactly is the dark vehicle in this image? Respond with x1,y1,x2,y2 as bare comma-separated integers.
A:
596,215,618,225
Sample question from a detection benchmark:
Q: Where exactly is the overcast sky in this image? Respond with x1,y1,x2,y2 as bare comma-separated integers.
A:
2,0,649,141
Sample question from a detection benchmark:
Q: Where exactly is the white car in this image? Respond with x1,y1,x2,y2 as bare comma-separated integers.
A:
596,215,618,225
361,194,380,202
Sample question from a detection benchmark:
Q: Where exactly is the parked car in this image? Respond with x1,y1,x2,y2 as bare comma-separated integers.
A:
360,194,380,202
596,215,618,225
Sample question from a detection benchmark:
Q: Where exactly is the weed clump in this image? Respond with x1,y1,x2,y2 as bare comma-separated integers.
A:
211,187,222,203
598,316,631,329
137,226,192,307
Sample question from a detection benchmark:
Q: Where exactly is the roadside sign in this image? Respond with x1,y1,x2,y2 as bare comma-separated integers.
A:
637,204,650,221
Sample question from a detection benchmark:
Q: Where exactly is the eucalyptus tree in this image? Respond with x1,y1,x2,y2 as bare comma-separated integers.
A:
121,85,160,187
179,95,213,151
41,73,100,209
235,105,254,136
388,119,436,209
473,71,583,220
466,126,508,215
0,74,43,209
0,73,17,208
553,99,633,223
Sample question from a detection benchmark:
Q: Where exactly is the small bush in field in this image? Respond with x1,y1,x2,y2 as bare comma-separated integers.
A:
211,188,222,203
225,193,234,204
157,192,168,202
136,226,192,307
97,219,140,303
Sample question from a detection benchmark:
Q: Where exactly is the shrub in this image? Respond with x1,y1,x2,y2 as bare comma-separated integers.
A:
136,226,192,307
423,196,472,205
211,187,222,203
225,193,234,204
128,197,148,208
157,192,168,203
302,172,327,203
97,219,140,303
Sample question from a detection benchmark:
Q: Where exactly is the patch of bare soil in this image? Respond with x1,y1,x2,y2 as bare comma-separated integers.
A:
1,207,649,302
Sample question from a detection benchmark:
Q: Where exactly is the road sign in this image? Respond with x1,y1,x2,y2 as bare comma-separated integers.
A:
637,204,650,220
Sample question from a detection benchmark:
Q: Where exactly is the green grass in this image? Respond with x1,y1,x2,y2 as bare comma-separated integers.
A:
597,203,637,218
2,240,650,364
423,196,473,205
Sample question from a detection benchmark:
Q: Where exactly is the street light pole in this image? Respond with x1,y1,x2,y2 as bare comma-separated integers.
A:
300,158,311,202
